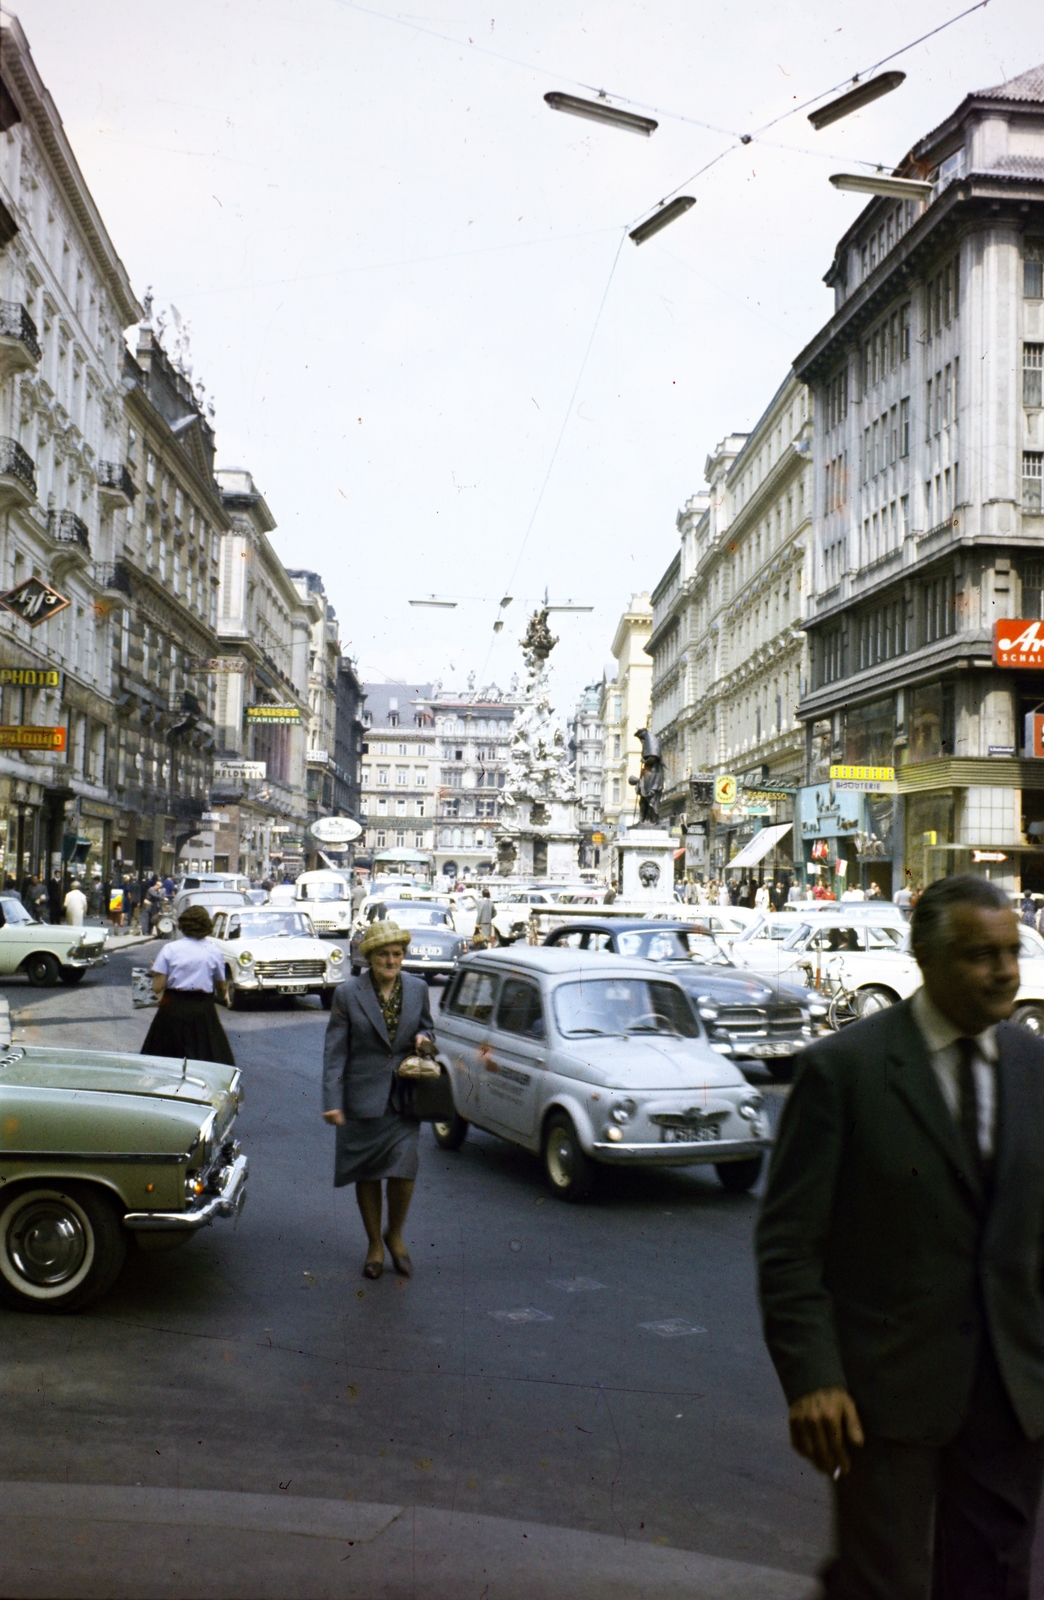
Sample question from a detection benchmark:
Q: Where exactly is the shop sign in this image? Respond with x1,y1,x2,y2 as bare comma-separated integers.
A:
213,761,267,783
713,774,737,807
591,832,606,844
830,764,897,794
0,724,66,751
972,850,1007,863
1026,714,1044,759
993,620,1044,667
745,789,793,803
306,749,330,764
0,666,61,688
246,705,300,724
187,657,248,673
202,812,231,827
0,576,70,627
988,744,1016,757
310,816,362,845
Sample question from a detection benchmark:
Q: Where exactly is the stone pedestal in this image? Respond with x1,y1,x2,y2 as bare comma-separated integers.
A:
615,826,676,901
497,796,580,880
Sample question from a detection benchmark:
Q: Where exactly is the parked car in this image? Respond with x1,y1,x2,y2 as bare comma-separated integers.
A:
0,893,107,987
433,948,772,1198
293,869,354,936
350,898,465,980
0,1044,247,1311
209,907,345,1008
731,916,921,1014
542,919,826,1079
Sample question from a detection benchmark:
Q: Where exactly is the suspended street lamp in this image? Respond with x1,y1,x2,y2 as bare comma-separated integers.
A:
409,596,458,608
628,196,695,245
829,171,933,201
544,92,658,137
808,71,906,131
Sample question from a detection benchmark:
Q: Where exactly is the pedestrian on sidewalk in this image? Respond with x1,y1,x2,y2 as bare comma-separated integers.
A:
473,887,494,949
123,874,141,932
757,875,1044,1598
24,874,49,922
321,920,434,1281
141,905,234,1065
63,879,87,927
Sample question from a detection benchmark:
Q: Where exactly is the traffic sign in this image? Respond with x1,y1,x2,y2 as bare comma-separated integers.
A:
713,774,737,807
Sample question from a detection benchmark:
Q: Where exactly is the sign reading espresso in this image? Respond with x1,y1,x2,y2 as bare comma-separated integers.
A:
0,725,67,751
994,620,1044,667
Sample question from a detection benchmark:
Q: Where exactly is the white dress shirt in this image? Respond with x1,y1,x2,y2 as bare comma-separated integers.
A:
910,986,998,1158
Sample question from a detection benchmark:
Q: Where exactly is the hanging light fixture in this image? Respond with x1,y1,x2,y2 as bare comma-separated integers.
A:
830,171,933,200
628,196,695,245
808,71,906,131
544,92,658,136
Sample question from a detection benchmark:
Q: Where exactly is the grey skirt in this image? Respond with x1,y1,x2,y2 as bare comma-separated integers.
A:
334,1106,419,1185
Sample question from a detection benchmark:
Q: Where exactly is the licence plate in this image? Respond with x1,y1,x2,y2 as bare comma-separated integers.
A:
742,1042,798,1058
663,1124,720,1143
278,984,307,994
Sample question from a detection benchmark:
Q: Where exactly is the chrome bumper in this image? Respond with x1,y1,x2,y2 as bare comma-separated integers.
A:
66,951,108,969
589,1136,771,1169
123,1153,249,1232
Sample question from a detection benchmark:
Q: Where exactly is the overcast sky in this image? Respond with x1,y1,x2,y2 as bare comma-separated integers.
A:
8,0,1035,710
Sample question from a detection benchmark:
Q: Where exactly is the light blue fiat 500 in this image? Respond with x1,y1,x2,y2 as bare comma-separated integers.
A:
433,948,771,1199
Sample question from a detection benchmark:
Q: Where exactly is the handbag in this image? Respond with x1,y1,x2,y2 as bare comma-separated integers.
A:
396,1055,456,1122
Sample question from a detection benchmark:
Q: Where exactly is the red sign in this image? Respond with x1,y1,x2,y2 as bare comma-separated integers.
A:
0,725,66,751
994,620,1044,667
1027,714,1044,759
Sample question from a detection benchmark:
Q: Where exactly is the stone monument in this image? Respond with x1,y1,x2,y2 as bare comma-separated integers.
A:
614,727,676,900
495,608,581,880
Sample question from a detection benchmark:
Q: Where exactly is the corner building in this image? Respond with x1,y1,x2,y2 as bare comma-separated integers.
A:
796,63,1044,894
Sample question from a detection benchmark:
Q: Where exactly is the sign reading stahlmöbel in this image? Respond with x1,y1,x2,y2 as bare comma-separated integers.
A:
993,620,1044,667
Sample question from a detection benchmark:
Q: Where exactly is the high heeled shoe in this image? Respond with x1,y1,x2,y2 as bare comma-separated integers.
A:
383,1233,412,1277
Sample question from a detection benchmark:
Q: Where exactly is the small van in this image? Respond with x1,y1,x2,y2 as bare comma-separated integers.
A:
294,869,353,937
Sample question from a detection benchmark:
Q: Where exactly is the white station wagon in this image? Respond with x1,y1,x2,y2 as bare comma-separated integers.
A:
433,948,771,1199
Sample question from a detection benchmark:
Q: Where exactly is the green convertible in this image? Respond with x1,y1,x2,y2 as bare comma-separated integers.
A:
0,1046,247,1312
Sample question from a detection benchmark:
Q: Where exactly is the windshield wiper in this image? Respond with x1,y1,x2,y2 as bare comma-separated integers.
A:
566,1026,611,1036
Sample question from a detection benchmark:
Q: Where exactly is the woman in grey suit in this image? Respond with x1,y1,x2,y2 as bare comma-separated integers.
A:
322,919,435,1279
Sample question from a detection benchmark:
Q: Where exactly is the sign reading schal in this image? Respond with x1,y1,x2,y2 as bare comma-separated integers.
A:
994,621,1044,667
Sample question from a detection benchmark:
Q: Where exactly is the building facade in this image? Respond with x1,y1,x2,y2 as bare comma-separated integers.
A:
599,594,653,835
795,63,1044,896
427,688,515,879
288,569,343,854
567,681,605,867
648,377,813,879
334,655,364,827
358,683,436,868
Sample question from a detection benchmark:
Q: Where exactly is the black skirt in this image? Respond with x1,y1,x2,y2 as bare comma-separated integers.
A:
141,989,236,1066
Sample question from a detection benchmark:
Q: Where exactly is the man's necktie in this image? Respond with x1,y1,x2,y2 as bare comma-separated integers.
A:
955,1035,986,1185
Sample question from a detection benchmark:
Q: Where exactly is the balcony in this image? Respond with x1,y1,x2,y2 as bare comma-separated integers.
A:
93,561,132,608
0,301,42,380
96,460,136,509
48,508,90,551
0,436,36,511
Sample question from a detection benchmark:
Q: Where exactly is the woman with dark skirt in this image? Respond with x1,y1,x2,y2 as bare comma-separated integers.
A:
141,904,235,1066
321,920,434,1279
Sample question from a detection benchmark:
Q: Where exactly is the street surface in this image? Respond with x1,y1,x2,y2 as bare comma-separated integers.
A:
12,945,1037,1597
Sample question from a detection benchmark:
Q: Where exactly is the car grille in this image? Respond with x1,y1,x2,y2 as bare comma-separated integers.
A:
715,1003,805,1037
254,960,325,980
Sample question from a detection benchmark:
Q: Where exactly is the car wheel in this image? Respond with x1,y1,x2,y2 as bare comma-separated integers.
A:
715,1156,764,1193
1012,1003,1044,1037
432,1112,468,1151
0,1182,127,1312
542,1113,596,1201
320,987,335,1011
226,975,249,1010
854,985,898,1018
24,953,60,987
58,967,87,986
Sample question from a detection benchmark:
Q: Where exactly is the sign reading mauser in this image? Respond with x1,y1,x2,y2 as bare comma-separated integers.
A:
245,705,301,724
0,725,66,750
830,764,897,793
993,620,1044,668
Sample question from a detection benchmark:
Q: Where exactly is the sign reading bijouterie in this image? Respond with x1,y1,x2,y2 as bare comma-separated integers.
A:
245,705,301,723
0,576,70,627
0,725,66,750
0,666,61,687
993,621,1044,667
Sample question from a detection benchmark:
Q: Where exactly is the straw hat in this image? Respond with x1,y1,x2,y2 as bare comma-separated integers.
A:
358,920,411,959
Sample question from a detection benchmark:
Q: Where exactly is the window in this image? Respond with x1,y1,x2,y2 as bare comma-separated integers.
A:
398,743,408,756
900,397,910,456
443,798,460,818
395,831,405,847
856,603,905,671
1025,345,1043,409
377,796,387,814
825,366,847,431
923,574,955,642
1025,245,1044,300
1023,562,1044,619
612,778,621,804
448,968,499,1022
820,627,844,686
396,798,406,814
415,768,426,785
414,832,424,850
377,767,388,785
376,830,386,848
442,769,463,787
496,979,545,1040
1025,453,1044,514
395,767,408,785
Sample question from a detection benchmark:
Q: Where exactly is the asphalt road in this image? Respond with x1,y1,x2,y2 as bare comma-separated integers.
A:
3,945,830,1593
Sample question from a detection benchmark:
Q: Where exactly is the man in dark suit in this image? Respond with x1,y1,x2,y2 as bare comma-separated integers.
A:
757,874,1044,1598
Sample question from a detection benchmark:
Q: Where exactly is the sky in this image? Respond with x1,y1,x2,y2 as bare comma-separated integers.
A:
7,0,1037,714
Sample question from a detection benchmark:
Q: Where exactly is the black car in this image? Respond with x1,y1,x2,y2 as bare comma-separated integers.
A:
350,898,465,981
542,919,828,1079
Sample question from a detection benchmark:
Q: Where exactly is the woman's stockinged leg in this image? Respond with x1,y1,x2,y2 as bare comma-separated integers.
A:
356,1181,384,1270
384,1179,415,1269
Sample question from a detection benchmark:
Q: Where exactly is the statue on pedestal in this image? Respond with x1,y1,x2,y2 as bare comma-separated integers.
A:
628,728,664,826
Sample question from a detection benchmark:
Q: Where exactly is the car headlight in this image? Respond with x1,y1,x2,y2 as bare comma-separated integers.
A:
610,1097,636,1125
238,950,254,967
329,947,344,963
698,1005,719,1021
738,1096,764,1121
808,1001,829,1017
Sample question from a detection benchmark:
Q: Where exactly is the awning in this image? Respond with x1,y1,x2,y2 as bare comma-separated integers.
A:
725,822,793,871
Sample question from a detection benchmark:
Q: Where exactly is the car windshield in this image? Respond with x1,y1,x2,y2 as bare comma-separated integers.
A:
235,912,314,939
0,895,34,925
296,881,348,901
615,927,732,966
385,905,449,928
737,916,797,943
553,978,699,1038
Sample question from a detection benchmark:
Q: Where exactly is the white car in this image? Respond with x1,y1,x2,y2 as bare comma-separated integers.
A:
294,870,354,937
209,907,346,1009
731,917,921,1016
434,948,772,1198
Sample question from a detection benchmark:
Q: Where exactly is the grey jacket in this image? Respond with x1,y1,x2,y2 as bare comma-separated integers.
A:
322,970,435,1121
757,998,1044,1445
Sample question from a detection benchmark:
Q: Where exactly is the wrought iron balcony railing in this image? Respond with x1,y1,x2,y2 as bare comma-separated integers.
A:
97,461,136,501
48,508,90,552
0,301,42,362
93,561,132,595
0,436,36,496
